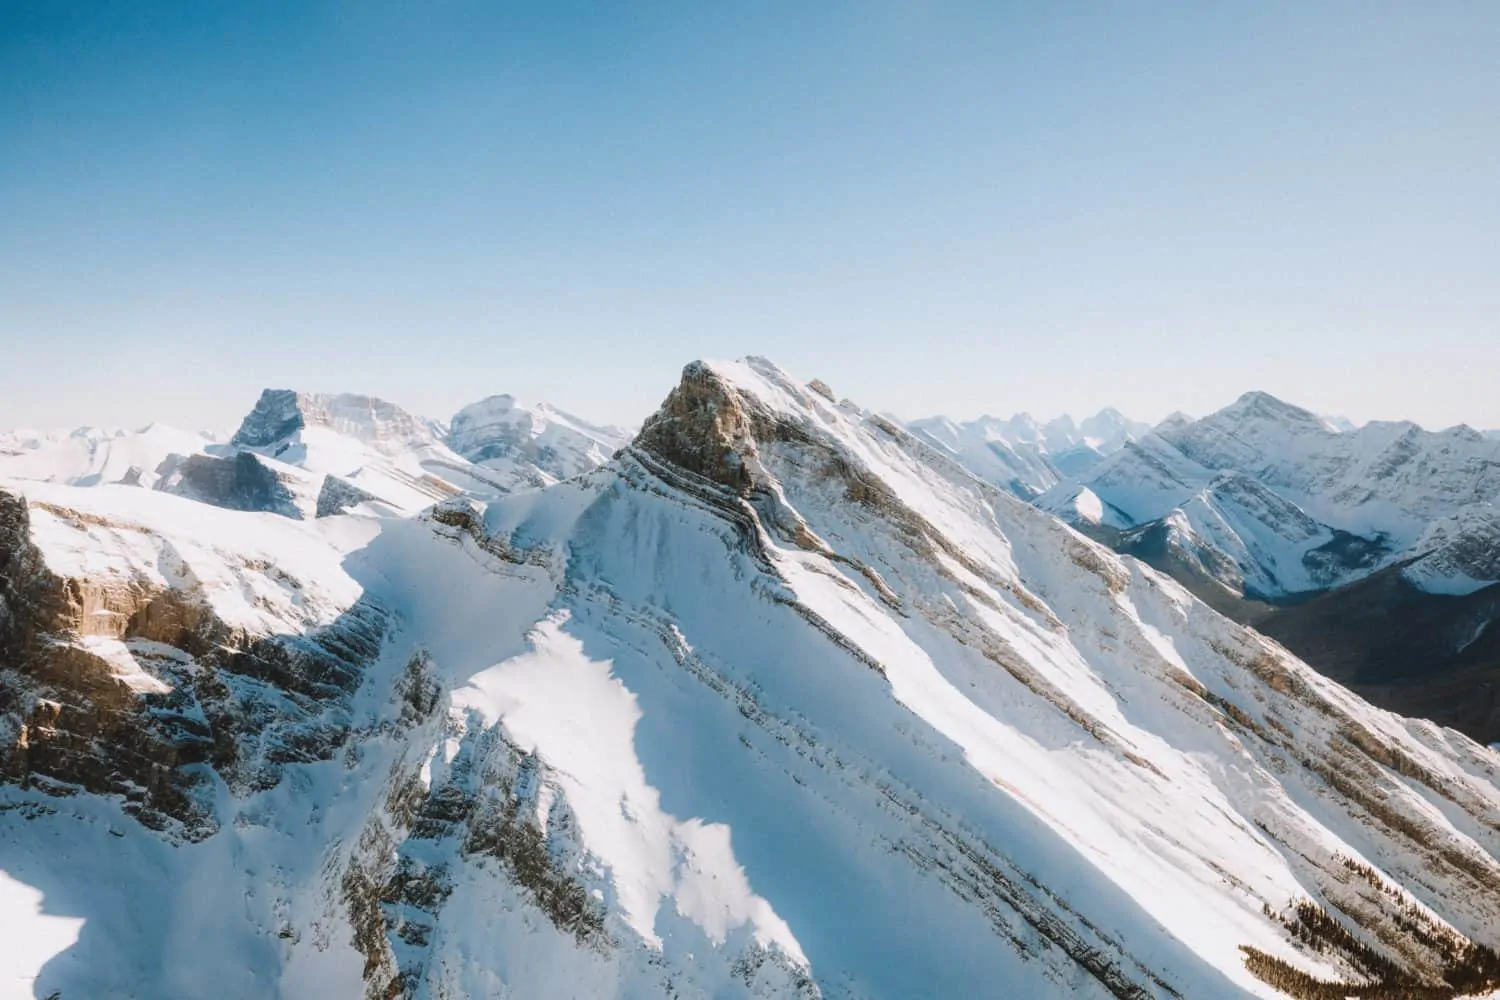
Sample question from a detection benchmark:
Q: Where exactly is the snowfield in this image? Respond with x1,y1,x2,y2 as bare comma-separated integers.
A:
1,358,1498,1000
0,424,214,489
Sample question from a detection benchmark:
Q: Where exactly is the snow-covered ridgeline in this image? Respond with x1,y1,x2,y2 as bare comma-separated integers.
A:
1,359,1499,999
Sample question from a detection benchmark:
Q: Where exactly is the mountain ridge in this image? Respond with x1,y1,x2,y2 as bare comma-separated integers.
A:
998,389,1500,744
1,361,1499,999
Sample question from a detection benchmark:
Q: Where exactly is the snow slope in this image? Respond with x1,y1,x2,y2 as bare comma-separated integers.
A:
2,360,1499,1000
0,425,213,489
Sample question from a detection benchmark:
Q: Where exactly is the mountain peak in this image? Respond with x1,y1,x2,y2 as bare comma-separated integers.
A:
1229,390,1318,418
1043,414,1078,434
230,389,434,451
1212,391,1326,432
634,360,770,491
635,356,883,495
448,391,629,480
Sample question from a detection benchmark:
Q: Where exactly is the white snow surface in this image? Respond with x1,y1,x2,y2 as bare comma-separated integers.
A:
2,360,1500,999
0,868,82,999
0,425,212,489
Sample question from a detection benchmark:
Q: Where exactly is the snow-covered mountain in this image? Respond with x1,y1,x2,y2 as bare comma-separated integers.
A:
224,388,513,512
447,394,631,492
1016,391,1500,746
1037,392,1500,602
1159,392,1499,545
3,358,1499,1000
0,389,629,526
907,407,1152,499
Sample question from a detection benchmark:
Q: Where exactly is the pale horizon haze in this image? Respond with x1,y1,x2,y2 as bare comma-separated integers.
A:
3,3,1498,433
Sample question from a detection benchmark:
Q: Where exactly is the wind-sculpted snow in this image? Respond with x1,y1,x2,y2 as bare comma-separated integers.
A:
2,360,1500,999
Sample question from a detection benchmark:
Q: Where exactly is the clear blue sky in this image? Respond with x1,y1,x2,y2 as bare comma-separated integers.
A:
3,2,1497,432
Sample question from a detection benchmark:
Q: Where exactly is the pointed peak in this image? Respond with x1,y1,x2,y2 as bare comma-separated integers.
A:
634,355,866,491
1233,390,1282,407
1154,411,1195,434
1437,423,1484,442
1221,391,1322,426
231,389,309,448
635,360,762,491
473,393,519,409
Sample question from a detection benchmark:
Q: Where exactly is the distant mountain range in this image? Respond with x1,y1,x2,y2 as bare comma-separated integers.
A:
917,392,1500,744
907,407,1154,499
0,389,633,519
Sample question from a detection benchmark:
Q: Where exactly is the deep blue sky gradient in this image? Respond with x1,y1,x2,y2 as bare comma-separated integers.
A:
3,2,1497,430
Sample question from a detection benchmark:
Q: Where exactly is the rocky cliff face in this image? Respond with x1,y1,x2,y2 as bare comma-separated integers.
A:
156,451,314,520
0,484,389,840
232,390,440,456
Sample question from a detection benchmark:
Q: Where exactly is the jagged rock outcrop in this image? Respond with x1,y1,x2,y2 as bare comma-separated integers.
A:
232,389,438,455
635,360,768,492
0,485,389,838
156,451,310,519
316,474,382,518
